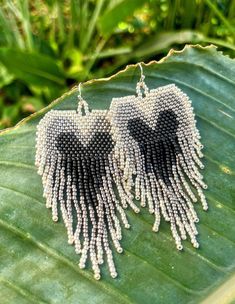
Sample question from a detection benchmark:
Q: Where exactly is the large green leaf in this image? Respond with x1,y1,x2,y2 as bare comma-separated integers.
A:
0,48,65,87
0,45,235,304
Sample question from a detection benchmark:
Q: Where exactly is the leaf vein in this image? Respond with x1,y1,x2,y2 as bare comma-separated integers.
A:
0,218,134,304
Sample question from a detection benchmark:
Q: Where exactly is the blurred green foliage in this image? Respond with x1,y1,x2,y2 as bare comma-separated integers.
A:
0,0,234,129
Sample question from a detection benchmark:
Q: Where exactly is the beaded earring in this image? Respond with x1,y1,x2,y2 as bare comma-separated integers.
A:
35,84,139,280
110,63,208,251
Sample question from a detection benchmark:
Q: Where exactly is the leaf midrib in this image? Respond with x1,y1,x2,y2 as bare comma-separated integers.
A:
200,273,235,304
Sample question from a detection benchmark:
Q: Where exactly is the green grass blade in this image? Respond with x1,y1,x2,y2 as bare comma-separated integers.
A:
17,0,34,50
80,0,105,52
205,0,235,40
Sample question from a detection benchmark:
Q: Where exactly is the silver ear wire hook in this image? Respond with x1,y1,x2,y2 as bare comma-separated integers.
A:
77,82,90,115
77,82,82,101
137,62,149,98
138,62,145,83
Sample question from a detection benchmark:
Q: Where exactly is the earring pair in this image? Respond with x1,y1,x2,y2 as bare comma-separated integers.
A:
35,63,207,280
